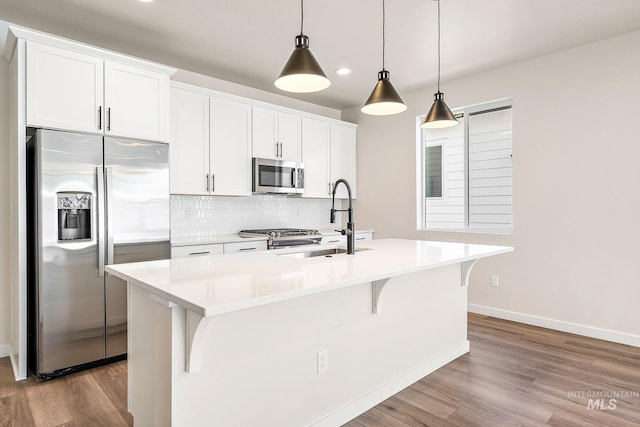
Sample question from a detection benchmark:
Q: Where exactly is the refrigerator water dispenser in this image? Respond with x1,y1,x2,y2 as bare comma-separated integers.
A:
57,192,91,240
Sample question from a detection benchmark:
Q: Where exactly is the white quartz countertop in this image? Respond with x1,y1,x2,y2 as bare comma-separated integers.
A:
106,239,512,317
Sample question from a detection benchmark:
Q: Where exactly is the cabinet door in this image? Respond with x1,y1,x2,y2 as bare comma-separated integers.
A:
252,106,278,159
301,118,330,198
169,87,210,195
210,97,252,196
278,112,301,162
330,124,357,199
104,61,168,142
26,41,103,133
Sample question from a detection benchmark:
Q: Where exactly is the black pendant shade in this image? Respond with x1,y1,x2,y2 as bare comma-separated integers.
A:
421,0,459,129
361,0,406,116
275,34,330,93
421,91,458,128
361,70,407,115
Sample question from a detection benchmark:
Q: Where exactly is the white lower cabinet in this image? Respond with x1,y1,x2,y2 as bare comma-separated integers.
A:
223,240,267,254
171,240,267,258
171,244,223,258
320,231,373,245
355,231,373,241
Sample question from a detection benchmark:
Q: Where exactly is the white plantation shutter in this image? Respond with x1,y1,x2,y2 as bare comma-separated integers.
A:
424,117,465,230
468,108,513,229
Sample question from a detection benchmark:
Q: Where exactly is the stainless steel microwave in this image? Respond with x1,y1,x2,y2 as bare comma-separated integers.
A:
252,158,304,194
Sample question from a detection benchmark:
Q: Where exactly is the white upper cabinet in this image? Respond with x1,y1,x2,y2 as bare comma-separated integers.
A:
169,87,210,195
26,41,104,133
252,106,301,162
301,117,330,198
25,39,171,142
104,61,168,141
169,84,252,196
209,97,252,196
330,124,357,199
301,119,357,199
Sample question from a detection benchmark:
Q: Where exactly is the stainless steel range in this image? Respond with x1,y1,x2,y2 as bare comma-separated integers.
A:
238,228,322,249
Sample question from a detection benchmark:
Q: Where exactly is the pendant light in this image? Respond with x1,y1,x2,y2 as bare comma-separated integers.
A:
275,0,330,93
361,0,407,116
420,0,458,129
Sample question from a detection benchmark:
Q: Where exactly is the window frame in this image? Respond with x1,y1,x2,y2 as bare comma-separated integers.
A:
416,98,514,234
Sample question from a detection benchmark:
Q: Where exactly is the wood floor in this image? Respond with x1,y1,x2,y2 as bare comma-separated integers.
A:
1,314,639,426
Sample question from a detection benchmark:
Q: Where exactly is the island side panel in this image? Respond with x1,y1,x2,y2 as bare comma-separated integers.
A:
128,283,173,426
152,263,468,426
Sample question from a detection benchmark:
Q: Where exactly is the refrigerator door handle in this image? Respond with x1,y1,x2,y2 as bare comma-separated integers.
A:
106,167,115,266
97,167,106,276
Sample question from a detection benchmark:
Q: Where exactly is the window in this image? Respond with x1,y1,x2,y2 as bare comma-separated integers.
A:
417,99,513,232
425,145,443,198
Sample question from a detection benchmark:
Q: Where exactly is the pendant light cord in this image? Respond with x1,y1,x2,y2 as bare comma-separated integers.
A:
437,0,441,92
382,0,386,70
300,0,304,35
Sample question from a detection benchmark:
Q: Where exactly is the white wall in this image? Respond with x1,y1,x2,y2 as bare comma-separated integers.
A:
0,48,11,356
343,30,640,344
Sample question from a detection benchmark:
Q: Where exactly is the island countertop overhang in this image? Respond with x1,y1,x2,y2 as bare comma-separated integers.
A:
106,238,513,318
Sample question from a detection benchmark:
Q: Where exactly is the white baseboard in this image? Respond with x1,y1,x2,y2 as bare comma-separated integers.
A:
0,344,10,358
468,304,640,348
311,340,470,427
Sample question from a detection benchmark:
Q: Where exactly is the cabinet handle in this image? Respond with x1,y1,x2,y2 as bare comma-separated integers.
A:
279,143,283,158
98,106,102,130
239,247,257,251
206,173,210,192
329,182,333,195
356,237,367,241
189,251,210,256
211,174,215,192
107,107,111,131
327,239,340,243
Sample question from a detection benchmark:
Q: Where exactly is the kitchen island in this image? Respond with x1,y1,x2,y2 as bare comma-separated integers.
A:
106,238,512,426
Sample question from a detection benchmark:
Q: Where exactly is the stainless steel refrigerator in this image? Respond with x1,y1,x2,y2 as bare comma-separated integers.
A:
27,129,170,379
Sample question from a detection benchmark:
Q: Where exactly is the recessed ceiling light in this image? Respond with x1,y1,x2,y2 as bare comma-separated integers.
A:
335,68,352,76
139,0,154,3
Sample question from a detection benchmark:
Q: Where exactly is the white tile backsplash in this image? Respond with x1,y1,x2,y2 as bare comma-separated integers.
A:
171,195,343,239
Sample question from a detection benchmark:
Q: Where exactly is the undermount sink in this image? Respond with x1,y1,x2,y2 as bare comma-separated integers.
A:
279,247,369,259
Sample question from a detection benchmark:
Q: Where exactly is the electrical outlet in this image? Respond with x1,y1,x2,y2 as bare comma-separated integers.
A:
490,275,499,288
317,350,328,374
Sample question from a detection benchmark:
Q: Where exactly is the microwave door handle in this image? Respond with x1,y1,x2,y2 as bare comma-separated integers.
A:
292,169,297,188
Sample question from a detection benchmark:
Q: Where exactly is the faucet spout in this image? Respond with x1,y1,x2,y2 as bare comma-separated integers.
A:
330,179,355,255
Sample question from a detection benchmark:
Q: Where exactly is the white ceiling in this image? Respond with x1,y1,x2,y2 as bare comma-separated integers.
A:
2,0,640,111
